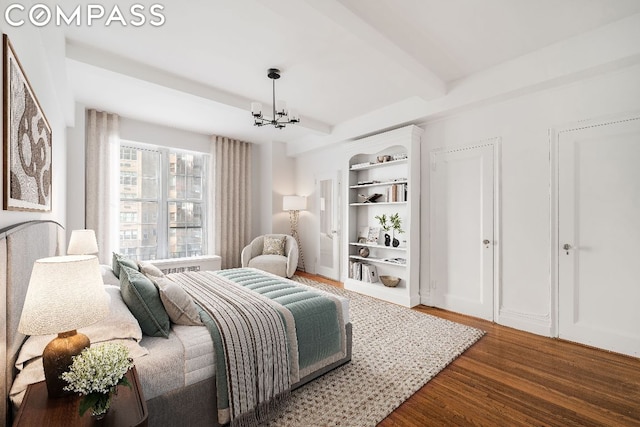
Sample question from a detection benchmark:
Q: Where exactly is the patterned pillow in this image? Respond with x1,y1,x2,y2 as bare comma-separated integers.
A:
263,235,286,256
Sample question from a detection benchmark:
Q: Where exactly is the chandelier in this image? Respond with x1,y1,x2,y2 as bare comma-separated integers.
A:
251,68,300,129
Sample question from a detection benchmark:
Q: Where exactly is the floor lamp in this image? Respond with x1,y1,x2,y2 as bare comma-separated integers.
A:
283,195,306,271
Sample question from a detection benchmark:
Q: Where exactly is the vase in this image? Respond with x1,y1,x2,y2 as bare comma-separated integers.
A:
384,233,391,246
86,391,112,420
358,247,370,258
392,236,400,247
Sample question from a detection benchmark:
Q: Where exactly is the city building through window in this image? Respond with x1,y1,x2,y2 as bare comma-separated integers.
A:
119,143,207,260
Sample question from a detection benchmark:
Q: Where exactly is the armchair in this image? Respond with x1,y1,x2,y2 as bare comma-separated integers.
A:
241,234,299,278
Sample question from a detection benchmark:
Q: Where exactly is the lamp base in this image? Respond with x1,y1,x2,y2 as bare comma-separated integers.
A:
42,330,90,398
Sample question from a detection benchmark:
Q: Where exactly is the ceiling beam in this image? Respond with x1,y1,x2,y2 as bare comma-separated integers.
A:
300,0,446,100
65,41,332,135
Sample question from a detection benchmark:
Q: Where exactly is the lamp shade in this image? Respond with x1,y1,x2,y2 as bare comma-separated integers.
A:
283,195,306,211
18,255,109,335
67,229,99,255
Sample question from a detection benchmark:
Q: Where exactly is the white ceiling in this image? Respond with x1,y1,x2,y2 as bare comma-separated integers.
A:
61,0,640,153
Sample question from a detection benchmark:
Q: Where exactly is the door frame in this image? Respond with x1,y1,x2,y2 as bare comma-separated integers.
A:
427,138,501,322
550,112,640,338
315,169,341,280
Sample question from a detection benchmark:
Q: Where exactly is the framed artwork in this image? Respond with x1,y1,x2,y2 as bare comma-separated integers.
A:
3,34,52,212
367,226,380,244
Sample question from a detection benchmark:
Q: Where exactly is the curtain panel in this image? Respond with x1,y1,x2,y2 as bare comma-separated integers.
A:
212,136,252,269
85,109,119,264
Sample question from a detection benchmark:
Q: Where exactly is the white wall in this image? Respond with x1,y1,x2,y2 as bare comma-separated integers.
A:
295,146,347,275
65,103,86,236
0,24,68,231
420,63,640,336
119,117,211,153
271,142,296,236
294,63,640,336
253,141,296,238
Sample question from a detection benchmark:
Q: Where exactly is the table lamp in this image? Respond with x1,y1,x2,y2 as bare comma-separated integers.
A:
283,195,306,271
18,255,110,397
67,229,99,255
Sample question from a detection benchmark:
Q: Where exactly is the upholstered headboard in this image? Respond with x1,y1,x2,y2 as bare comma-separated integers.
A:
0,221,64,425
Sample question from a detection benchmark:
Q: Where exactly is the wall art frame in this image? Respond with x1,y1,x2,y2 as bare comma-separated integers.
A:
3,33,52,212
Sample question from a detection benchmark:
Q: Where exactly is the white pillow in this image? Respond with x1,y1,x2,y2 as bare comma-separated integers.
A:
15,286,145,370
101,264,121,287
154,276,203,326
10,286,149,409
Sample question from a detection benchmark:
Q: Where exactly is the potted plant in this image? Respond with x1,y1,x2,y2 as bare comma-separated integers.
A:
390,213,404,247
374,214,392,246
62,342,133,419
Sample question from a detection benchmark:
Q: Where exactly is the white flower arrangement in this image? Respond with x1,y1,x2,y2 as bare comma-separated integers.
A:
61,342,134,416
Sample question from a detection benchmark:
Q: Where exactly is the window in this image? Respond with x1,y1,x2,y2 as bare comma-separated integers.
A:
118,144,207,261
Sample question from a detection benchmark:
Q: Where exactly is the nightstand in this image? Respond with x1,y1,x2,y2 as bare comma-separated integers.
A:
13,366,148,427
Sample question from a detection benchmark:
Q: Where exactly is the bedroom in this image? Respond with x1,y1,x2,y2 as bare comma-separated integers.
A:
1,0,640,426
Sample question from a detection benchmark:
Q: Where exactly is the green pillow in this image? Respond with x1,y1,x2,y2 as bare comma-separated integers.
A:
120,265,170,338
112,252,139,279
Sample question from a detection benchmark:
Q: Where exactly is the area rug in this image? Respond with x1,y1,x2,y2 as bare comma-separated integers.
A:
264,277,485,426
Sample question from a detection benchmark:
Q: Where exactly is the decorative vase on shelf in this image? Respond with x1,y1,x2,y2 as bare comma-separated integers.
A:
392,236,400,247
384,233,391,246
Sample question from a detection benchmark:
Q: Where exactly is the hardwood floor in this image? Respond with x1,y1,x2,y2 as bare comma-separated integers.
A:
296,272,640,427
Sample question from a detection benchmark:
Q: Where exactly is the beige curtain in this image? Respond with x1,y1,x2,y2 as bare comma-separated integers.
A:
212,136,252,268
85,109,119,264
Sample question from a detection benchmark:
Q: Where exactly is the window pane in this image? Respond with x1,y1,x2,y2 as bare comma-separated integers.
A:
168,201,203,257
119,201,159,261
119,145,207,261
169,175,186,199
120,147,159,200
141,150,160,199
187,176,202,199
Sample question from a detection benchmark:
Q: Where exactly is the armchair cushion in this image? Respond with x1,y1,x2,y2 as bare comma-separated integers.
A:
248,255,288,278
241,234,298,278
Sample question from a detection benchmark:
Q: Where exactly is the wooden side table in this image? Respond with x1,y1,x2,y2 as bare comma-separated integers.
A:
13,366,148,427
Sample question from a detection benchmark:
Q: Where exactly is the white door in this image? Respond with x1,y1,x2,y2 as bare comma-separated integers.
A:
431,144,495,321
558,117,640,357
316,172,340,280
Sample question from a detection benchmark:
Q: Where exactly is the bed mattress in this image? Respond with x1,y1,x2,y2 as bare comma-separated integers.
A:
135,273,349,401
136,324,215,400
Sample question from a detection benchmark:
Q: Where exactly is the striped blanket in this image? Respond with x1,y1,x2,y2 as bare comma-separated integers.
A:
173,271,296,427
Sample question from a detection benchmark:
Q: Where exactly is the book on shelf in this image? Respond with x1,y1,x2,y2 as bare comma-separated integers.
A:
382,257,406,265
358,193,383,203
386,183,407,202
362,264,379,283
350,260,362,280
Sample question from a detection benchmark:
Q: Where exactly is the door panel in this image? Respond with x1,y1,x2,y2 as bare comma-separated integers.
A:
316,172,340,280
431,144,494,320
558,118,640,357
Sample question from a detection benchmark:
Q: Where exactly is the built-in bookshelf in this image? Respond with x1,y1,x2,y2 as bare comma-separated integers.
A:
343,125,422,307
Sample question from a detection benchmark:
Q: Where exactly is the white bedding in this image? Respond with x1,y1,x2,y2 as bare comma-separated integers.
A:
135,324,215,400
11,264,350,411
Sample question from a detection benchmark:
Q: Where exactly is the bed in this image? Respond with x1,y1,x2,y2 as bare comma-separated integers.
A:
1,221,352,426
